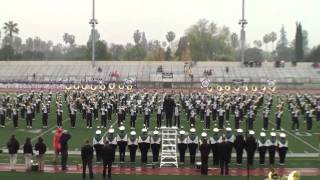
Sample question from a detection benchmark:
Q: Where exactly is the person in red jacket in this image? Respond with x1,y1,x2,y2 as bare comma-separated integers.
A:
53,127,63,163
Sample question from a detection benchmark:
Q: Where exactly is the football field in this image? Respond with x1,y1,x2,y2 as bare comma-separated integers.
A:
0,93,319,169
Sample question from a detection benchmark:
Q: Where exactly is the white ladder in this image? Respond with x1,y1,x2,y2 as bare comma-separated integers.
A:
160,128,178,168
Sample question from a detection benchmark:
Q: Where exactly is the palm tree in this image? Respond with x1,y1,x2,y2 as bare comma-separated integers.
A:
269,32,277,52
166,31,176,49
263,34,271,52
3,21,19,45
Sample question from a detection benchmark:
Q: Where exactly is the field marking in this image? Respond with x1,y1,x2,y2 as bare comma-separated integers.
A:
268,120,319,153
304,151,309,153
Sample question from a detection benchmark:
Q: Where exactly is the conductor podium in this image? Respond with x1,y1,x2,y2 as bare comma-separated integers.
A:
160,127,178,168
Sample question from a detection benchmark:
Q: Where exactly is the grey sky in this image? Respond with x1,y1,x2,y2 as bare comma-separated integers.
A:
0,0,319,48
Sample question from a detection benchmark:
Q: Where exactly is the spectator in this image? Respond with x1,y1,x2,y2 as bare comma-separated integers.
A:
35,137,47,171
60,130,71,171
81,139,94,179
7,135,20,171
23,137,33,171
102,141,113,179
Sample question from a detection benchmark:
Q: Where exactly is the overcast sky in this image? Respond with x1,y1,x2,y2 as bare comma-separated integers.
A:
0,0,319,47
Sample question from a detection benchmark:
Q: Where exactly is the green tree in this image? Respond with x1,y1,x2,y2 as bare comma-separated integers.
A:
165,47,172,61
133,30,141,45
63,33,76,47
166,31,176,47
3,21,19,45
244,48,264,63
253,40,262,49
263,34,271,51
302,30,309,54
87,40,110,60
0,45,14,60
307,45,320,62
175,36,189,60
275,25,293,61
269,32,277,52
294,22,304,61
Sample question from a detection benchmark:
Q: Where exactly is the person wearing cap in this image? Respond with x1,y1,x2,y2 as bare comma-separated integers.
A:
86,105,93,129
156,103,163,128
234,107,240,129
262,107,270,131
151,129,161,162
233,129,245,165
204,105,211,130
143,105,151,128
81,139,94,179
189,109,197,128
218,136,232,175
69,103,77,128
199,133,210,175
247,109,255,130
130,104,137,128
275,109,283,131
278,133,288,165
100,105,108,128
305,106,314,131
187,127,198,165
128,131,138,163
117,105,125,127
60,130,71,171
258,132,268,165
56,105,63,128
267,132,277,165
225,127,234,162
117,126,128,162
245,130,257,166
174,104,181,128
217,106,225,129
138,128,150,164
93,130,104,163
41,103,48,128
105,127,117,162
291,106,300,132
177,129,188,163
210,127,221,166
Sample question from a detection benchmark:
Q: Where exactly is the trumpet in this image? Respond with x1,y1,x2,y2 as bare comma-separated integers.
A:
261,86,267,92
99,84,106,91
65,84,72,90
251,86,258,92
118,84,124,90
234,86,240,92
217,86,223,92
269,86,276,92
242,85,249,92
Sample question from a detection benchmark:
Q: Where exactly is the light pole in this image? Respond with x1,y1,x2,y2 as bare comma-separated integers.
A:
89,0,98,67
239,0,247,67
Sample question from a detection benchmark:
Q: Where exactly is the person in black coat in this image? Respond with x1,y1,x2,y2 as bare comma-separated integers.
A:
102,141,113,179
163,95,175,127
218,136,232,175
199,134,210,175
7,135,20,171
233,129,245,165
34,137,47,171
23,137,33,170
245,130,257,166
81,139,94,179
60,130,71,171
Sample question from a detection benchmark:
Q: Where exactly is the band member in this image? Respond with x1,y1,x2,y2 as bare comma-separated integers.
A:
189,109,197,127
225,102,231,122
86,105,93,129
138,128,150,164
211,101,217,122
200,101,205,122
205,106,211,130
156,103,163,128
262,107,270,131
82,103,86,120
0,106,6,128
56,105,63,127
187,127,198,165
278,133,288,165
100,105,108,128
258,132,267,165
233,129,245,165
234,108,240,129
93,130,104,163
163,95,175,127
12,106,19,128
70,104,77,128
130,105,137,129
105,127,117,162
291,107,300,131
144,105,151,128
210,127,221,166
117,126,128,162
117,106,125,127
174,104,181,128
247,109,255,130
225,127,234,162
151,129,161,162
316,103,320,122
275,109,283,131
42,104,48,128
245,130,257,166
93,101,99,121
26,104,33,128
305,107,314,131
267,132,277,165
128,131,138,163
107,101,113,121
177,129,187,163
217,106,225,129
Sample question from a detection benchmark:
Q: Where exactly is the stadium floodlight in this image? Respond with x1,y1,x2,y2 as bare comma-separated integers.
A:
89,0,98,67
239,0,247,67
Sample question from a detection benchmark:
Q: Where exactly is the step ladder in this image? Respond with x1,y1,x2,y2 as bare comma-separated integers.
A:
160,128,178,168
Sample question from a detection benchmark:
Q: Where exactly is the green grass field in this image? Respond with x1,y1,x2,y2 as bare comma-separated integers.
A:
0,93,319,167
